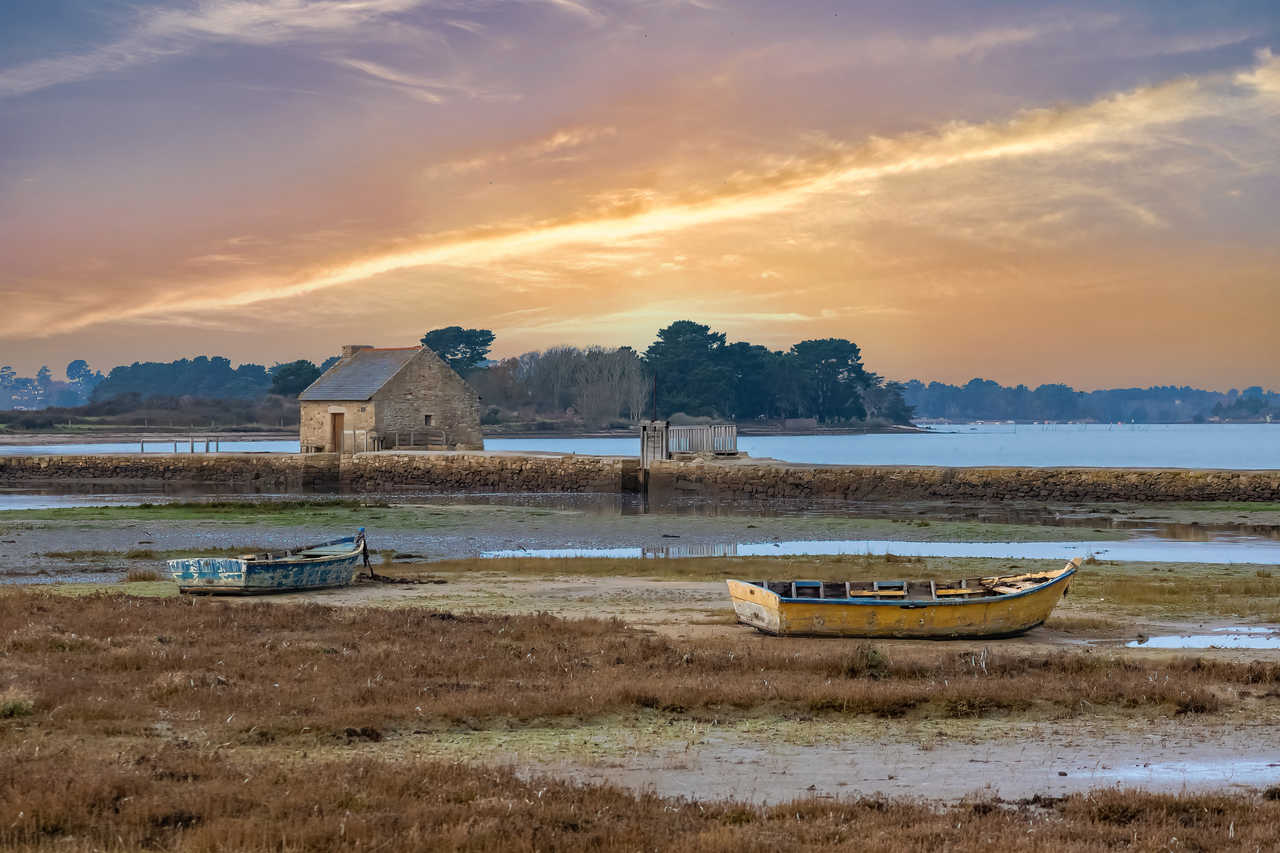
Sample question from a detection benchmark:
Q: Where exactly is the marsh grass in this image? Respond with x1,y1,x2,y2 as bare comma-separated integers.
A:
397,554,1280,620
2,593,1273,746
0,688,34,719
3,746,1280,852
5,594,1280,850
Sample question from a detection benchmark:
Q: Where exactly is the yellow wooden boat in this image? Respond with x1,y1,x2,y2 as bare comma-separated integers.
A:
726,558,1080,639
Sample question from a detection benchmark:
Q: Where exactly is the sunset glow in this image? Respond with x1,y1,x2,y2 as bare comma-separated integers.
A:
2,2,1278,386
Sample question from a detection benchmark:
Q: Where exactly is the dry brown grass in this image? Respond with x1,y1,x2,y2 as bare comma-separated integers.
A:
3,744,1280,852
5,593,1280,851
1086,571,1280,619
404,554,1280,621
3,592,1276,747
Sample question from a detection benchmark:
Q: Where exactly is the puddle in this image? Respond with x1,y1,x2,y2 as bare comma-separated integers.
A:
1127,627,1280,649
484,538,1280,564
534,728,1280,804
1089,759,1280,785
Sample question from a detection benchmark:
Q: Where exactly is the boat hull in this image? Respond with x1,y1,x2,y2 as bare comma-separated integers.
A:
726,569,1073,639
167,552,362,594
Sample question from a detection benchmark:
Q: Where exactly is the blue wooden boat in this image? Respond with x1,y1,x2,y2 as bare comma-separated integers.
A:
167,529,369,594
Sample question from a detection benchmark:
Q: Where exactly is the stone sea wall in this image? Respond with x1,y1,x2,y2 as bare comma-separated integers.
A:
2,452,1278,502
0,454,342,490
0,452,637,494
647,459,1280,503
342,453,634,493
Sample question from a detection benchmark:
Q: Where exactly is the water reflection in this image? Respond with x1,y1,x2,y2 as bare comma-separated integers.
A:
3,488,1278,545
1127,627,1280,649
484,538,1280,564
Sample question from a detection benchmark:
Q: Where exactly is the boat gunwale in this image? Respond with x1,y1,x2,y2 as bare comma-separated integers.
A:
733,566,1075,608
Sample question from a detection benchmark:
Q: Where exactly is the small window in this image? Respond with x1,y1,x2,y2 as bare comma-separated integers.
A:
424,414,433,426
359,406,366,413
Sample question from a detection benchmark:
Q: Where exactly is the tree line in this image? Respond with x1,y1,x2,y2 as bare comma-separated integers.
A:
903,379,1279,423
7,323,1275,425
467,321,912,426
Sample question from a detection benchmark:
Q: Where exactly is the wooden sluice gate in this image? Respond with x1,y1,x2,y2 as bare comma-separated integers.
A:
638,420,739,491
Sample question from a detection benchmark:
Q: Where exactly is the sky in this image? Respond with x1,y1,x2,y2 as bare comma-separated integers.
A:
1,0,1278,389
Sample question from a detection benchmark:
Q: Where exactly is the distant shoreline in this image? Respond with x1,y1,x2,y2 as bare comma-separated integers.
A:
0,429,297,446
482,423,925,439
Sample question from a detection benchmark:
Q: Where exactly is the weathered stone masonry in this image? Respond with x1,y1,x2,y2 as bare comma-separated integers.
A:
0,453,634,494
1,453,1278,502
648,459,1280,502
0,454,341,490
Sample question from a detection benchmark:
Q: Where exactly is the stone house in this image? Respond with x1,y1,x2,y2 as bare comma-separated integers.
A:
298,345,484,453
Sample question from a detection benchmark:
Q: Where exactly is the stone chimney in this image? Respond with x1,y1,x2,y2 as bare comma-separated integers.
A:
341,344,374,358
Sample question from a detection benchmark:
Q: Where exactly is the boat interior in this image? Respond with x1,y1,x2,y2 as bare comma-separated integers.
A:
241,540,359,563
748,568,1071,602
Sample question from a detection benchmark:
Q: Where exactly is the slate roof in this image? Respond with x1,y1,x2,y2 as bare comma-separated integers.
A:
298,348,420,401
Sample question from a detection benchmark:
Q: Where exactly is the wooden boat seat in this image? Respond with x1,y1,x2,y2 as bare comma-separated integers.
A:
906,581,935,600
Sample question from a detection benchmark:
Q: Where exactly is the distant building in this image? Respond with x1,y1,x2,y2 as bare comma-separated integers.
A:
298,344,483,453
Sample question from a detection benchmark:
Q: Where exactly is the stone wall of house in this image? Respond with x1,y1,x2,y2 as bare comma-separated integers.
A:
646,458,1280,502
375,350,484,450
299,401,377,452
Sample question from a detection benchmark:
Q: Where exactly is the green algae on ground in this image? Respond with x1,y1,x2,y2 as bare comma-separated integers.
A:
1,502,1129,543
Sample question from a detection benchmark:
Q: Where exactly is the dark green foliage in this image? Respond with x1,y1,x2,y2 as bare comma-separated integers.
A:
640,321,906,423
91,356,269,402
421,326,495,375
645,321,735,417
903,380,1280,422
788,338,869,422
268,360,322,396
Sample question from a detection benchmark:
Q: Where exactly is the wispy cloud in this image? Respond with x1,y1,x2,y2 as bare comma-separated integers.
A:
338,58,448,102
8,50,1276,341
0,0,426,98
426,125,617,176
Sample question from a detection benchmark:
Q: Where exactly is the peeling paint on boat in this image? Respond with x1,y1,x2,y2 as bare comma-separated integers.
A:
167,535,363,594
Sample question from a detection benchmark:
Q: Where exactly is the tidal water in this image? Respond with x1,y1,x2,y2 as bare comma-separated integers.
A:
488,424,1280,469
1127,627,1280,650
0,439,300,456
483,537,1280,564
1,424,1277,468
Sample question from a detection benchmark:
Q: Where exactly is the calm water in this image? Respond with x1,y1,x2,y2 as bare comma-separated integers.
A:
489,424,1280,469
0,439,300,456
484,537,1280,564
1127,627,1280,650
1,424,1277,468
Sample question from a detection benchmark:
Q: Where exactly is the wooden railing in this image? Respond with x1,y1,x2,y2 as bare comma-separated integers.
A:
322,427,450,454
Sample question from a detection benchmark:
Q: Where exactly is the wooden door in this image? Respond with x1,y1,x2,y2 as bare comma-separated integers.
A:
330,413,345,452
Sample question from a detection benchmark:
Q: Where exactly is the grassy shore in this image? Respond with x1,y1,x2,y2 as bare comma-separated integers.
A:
4,592,1276,739
27,551,1280,624
4,592,1280,850
5,748,1280,852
